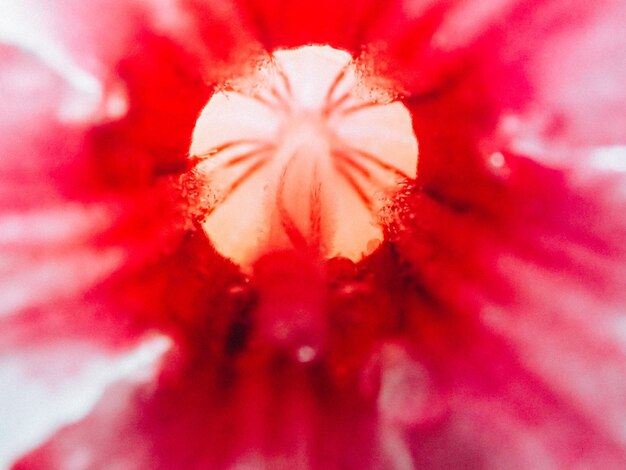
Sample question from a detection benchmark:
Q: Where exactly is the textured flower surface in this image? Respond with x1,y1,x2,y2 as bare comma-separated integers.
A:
1,0,626,469
189,44,418,266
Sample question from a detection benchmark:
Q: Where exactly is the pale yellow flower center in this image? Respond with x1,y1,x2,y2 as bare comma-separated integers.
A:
190,45,418,268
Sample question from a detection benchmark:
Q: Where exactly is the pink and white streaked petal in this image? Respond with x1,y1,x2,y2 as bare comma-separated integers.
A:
0,334,171,469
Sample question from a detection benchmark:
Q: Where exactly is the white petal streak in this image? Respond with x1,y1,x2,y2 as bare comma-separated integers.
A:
0,204,114,247
484,254,626,447
0,1,98,90
0,1,102,122
431,0,516,50
0,247,124,317
0,334,171,469
0,0,142,124
497,112,626,204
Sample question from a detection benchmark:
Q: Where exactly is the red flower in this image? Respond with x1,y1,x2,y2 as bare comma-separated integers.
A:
1,0,626,468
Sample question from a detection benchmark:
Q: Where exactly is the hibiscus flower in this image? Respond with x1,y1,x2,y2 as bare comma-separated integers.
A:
1,0,626,468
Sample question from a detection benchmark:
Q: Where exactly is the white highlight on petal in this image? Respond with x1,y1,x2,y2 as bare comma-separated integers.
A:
296,345,317,363
376,344,433,426
497,111,550,160
489,151,506,169
611,317,626,360
589,146,626,172
0,334,171,469
190,45,418,267
103,83,130,120
379,426,415,470
401,0,439,20
487,151,511,178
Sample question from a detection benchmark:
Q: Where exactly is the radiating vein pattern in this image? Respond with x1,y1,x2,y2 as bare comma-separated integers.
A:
188,45,418,267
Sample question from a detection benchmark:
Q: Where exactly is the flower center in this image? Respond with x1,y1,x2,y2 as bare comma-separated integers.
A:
189,45,418,268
